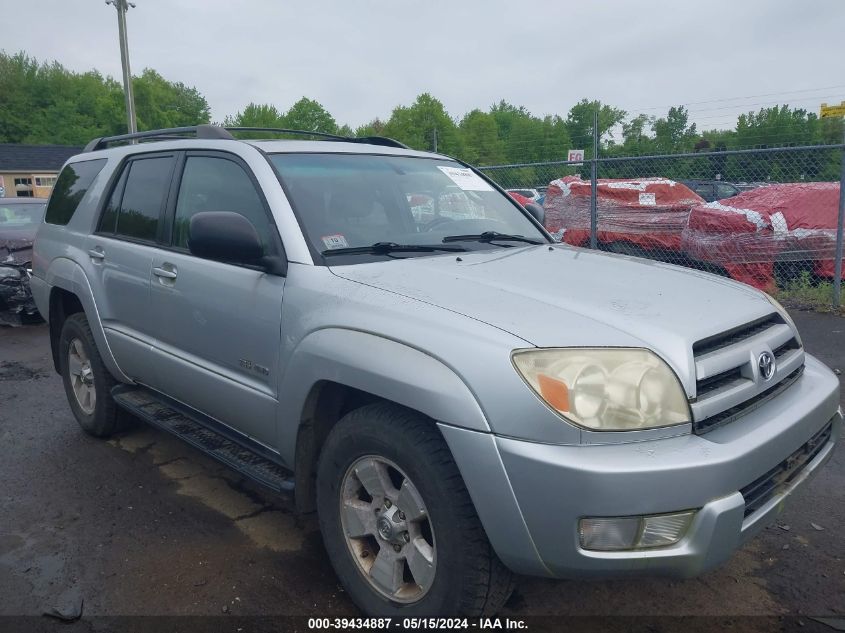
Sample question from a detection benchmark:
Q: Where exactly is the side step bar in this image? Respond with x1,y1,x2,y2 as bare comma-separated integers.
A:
112,385,295,494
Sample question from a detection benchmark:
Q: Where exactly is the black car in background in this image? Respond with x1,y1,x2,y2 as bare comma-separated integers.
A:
680,179,741,202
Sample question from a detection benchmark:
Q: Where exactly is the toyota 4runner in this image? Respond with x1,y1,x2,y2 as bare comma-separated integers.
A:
32,125,842,616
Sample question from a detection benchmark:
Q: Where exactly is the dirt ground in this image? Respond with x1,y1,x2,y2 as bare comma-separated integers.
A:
0,310,843,631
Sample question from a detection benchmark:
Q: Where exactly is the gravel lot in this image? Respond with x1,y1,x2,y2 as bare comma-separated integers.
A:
1,311,843,630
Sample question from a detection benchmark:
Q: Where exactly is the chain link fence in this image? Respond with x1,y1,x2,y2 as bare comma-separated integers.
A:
478,145,845,309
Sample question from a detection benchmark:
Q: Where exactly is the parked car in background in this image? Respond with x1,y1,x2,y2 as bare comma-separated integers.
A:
507,190,533,206
543,175,704,258
682,182,843,291
505,187,541,202
0,197,47,325
681,179,741,203
734,182,770,193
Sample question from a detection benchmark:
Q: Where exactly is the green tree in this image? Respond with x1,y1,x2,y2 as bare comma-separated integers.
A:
223,102,285,128
282,97,337,134
459,109,504,165
652,106,697,154
355,118,387,137
489,100,531,142
383,93,462,155
565,99,627,156
537,115,571,162
735,105,818,149
133,68,210,130
620,114,655,155
0,51,209,145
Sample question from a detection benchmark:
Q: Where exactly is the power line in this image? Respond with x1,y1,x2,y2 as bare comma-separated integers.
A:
623,84,845,114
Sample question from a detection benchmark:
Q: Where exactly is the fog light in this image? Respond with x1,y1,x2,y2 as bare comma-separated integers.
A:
639,512,694,548
579,517,640,551
579,511,695,551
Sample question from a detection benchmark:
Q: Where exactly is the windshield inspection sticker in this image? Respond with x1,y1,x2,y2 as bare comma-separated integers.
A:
639,192,656,206
321,234,349,250
437,166,493,192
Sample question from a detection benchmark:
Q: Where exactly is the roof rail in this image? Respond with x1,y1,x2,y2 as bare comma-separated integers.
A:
83,124,233,152
225,127,349,141
83,124,412,152
225,127,410,149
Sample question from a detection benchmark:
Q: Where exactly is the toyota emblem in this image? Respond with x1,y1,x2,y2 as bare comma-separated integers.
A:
758,351,775,381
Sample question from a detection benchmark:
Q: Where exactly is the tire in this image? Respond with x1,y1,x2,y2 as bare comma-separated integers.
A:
317,402,514,616
59,312,122,437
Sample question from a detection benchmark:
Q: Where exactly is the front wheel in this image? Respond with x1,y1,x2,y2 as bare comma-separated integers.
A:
316,402,513,616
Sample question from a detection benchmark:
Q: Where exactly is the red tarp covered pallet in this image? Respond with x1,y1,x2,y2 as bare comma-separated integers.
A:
543,175,704,251
681,182,843,291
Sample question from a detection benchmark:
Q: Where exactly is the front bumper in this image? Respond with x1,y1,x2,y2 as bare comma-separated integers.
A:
440,354,841,578
0,262,41,326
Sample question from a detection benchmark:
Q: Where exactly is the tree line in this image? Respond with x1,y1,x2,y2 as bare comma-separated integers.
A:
1,51,842,182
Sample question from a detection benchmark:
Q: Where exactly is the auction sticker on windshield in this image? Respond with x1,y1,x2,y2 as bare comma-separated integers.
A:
437,166,493,192
321,234,349,250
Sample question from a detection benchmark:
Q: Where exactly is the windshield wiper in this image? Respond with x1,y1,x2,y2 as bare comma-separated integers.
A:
442,231,545,245
321,242,467,256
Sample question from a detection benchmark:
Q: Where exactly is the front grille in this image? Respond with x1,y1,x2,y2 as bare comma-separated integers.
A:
692,312,804,434
695,367,803,434
693,314,783,357
695,367,744,399
773,338,801,360
740,422,833,518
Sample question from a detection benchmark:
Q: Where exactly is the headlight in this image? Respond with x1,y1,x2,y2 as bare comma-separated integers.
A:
0,266,22,280
512,348,690,431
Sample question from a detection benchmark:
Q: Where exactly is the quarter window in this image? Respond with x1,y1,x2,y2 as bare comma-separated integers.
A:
45,159,107,225
113,156,175,241
173,156,274,253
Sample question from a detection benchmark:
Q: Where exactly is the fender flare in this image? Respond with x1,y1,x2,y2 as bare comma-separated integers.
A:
276,328,491,466
44,257,132,383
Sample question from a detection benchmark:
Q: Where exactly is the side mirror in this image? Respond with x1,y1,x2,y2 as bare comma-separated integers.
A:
524,202,545,225
188,211,284,274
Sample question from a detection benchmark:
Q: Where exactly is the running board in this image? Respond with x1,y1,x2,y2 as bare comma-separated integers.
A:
111,385,295,494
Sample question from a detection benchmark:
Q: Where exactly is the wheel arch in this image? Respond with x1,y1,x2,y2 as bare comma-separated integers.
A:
278,328,490,513
44,257,131,383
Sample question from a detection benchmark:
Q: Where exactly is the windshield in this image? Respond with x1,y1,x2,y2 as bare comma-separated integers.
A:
0,201,47,230
269,153,547,263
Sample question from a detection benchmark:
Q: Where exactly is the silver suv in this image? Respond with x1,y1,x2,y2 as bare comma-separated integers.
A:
32,125,842,616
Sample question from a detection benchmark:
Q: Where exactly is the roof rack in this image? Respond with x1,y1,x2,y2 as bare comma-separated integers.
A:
84,124,410,152
83,125,233,152
224,127,410,149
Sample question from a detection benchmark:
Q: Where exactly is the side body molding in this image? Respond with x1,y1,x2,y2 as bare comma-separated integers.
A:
276,328,491,467
43,257,132,383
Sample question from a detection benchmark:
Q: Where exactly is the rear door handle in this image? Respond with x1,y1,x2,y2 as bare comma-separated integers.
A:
152,266,177,280
88,248,105,261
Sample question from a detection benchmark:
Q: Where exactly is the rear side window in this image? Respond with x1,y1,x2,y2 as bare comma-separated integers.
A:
103,156,175,242
44,159,107,225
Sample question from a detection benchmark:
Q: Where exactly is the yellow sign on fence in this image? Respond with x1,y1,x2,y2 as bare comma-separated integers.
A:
820,102,845,118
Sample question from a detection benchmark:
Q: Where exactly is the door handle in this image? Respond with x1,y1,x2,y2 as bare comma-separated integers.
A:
153,266,178,280
88,249,105,261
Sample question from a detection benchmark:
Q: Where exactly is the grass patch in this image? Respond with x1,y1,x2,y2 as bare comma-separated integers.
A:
775,272,845,316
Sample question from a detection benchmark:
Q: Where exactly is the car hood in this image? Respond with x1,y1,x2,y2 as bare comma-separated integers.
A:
330,244,777,391
0,230,36,264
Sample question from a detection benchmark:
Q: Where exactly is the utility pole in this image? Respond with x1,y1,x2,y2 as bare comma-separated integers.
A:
834,127,845,307
106,0,137,134
589,109,599,249
433,128,438,153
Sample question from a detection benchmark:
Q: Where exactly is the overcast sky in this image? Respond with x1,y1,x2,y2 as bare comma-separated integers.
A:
3,0,845,133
